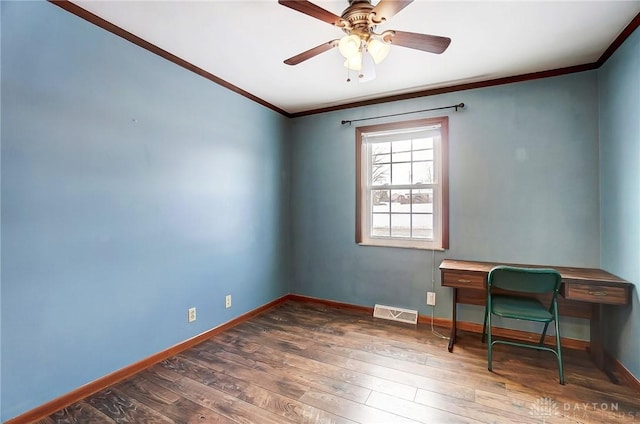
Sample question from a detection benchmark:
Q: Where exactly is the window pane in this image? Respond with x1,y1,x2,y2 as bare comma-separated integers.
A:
413,137,434,150
372,142,390,154
391,189,408,212
392,151,411,162
391,214,411,238
372,190,390,211
413,149,433,161
392,139,411,152
391,163,411,185
372,163,390,186
412,189,433,213
371,213,390,236
412,161,433,184
412,213,433,239
373,153,391,164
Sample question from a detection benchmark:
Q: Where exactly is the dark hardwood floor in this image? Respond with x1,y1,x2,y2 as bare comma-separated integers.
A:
39,300,640,423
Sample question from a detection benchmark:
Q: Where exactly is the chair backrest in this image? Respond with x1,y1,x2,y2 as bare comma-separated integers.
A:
488,266,562,294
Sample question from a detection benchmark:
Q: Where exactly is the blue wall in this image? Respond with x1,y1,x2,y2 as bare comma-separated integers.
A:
1,2,290,420
290,72,600,340
599,27,640,380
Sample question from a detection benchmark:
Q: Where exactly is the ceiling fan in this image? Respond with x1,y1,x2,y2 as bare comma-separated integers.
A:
279,0,451,81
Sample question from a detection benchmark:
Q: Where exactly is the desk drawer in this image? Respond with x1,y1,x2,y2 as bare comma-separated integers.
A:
442,271,485,289
563,283,628,305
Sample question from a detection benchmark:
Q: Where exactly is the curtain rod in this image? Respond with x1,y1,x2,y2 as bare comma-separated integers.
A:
341,102,465,125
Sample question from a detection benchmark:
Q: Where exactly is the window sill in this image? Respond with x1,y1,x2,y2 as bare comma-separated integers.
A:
357,241,446,251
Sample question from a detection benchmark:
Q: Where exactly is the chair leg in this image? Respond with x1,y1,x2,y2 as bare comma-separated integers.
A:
481,305,489,343
539,322,550,346
555,318,565,385
487,312,493,371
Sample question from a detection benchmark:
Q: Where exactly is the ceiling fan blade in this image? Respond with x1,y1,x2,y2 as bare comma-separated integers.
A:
284,40,340,65
370,0,413,24
278,0,346,27
383,30,451,54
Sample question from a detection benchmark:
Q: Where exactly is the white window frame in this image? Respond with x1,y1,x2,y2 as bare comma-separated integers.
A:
356,117,449,250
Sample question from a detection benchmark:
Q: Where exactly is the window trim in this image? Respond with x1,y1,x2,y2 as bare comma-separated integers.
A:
355,116,449,250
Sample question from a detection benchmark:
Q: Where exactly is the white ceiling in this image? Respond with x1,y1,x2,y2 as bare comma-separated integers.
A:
75,1,640,115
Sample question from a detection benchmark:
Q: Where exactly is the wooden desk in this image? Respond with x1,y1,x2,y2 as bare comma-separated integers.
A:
439,259,632,381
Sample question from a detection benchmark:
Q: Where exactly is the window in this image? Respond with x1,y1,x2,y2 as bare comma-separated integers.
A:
356,117,449,250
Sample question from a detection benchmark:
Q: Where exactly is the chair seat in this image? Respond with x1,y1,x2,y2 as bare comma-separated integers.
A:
491,295,553,322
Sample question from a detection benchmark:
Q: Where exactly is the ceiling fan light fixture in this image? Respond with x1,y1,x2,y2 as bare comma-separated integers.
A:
367,37,391,64
343,51,363,70
359,50,376,82
338,34,362,58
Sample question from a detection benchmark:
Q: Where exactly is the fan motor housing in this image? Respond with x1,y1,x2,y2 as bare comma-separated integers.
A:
341,0,376,36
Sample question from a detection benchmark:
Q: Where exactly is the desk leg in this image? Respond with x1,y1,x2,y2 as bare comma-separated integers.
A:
589,303,619,384
448,288,457,352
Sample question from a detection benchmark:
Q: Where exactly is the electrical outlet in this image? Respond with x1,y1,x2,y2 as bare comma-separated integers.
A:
225,294,232,309
188,307,196,323
427,291,436,306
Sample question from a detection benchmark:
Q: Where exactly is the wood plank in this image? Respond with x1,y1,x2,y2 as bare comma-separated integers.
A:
413,389,539,424
174,354,357,424
299,389,423,424
252,314,431,365
298,342,505,396
366,391,483,424
85,388,174,423
35,400,115,424
198,337,373,404
115,375,233,423
142,366,293,424
172,351,307,400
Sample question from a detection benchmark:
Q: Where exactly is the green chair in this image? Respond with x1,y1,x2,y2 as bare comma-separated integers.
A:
482,265,565,384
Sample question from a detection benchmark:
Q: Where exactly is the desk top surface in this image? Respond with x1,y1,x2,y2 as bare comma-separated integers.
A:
439,259,630,287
